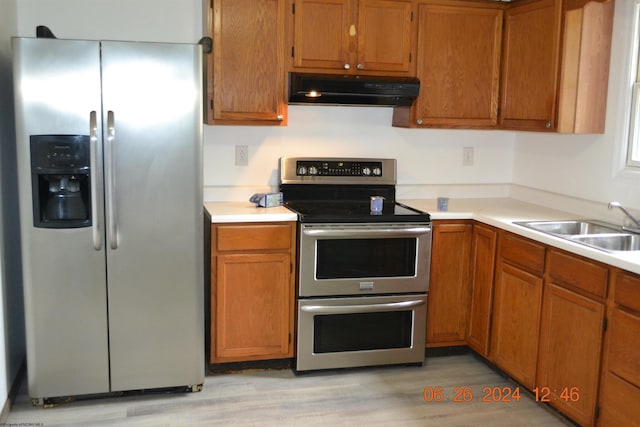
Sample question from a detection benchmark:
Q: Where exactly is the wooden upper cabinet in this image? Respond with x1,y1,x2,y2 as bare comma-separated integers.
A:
500,0,562,131
205,0,287,125
393,2,503,128
500,0,614,133
292,0,352,70
356,0,414,73
290,0,415,75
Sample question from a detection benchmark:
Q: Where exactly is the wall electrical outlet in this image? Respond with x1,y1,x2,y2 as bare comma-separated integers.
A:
463,147,474,166
235,145,248,166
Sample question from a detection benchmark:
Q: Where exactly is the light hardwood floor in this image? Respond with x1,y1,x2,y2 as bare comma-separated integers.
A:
6,354,574,426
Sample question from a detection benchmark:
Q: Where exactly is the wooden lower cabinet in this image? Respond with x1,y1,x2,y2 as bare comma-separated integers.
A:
537,283,605,426
536,250,607,427
210,222,296,363
598,270,640,426
490,233,545,389
466,223,497,356
426,221,472,346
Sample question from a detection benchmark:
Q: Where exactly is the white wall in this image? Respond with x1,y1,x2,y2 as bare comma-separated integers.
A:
512,0,640,211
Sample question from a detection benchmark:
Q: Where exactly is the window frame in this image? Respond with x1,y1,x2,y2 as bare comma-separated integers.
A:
627,1,640,168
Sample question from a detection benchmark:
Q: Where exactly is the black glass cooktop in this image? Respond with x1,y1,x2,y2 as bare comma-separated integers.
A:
284,200,430,223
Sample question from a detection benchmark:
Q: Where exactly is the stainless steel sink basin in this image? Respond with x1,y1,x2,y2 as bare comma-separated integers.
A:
514,220,640,252
515,220,622,236
570,234,640,252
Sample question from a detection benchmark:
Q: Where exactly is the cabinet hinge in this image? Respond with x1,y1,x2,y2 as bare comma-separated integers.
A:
409,53,412,63
291,46,295,58
595,405,600,419
210,0,213,10
292,2,295,14
602,317,608,332
289,333,292,344
290,263,293,273
411,11,413,22
210,99,214,110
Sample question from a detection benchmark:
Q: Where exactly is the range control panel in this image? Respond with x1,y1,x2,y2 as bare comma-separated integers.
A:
296,160,383,177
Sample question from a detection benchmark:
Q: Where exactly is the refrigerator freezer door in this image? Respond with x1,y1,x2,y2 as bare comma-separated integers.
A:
100,41,204,391
13,38,110,398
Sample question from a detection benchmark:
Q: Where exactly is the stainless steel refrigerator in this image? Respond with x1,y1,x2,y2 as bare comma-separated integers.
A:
13,37,204,403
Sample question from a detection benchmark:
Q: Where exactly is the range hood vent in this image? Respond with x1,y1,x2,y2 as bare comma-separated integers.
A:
288,73,420,106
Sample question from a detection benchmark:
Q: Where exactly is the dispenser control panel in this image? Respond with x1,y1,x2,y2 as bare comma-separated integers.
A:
31,135,90,172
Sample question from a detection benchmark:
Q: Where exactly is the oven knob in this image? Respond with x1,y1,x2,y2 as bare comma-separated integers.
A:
372,167,382,176
308,166,318,175
297,165,307,175
362,167,371,176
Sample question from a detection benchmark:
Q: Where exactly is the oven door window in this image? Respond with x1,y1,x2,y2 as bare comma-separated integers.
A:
313,311,412,353
316,238,416,279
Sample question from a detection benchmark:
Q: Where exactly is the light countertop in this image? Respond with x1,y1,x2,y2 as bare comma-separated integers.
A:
205,198,640,275
204,201,298,223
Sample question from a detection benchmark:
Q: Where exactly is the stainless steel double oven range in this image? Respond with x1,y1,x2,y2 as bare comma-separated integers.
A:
279,157,432,372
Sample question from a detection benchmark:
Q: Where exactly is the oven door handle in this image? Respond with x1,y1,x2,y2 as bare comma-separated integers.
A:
302,226,431,238
300,299,425,315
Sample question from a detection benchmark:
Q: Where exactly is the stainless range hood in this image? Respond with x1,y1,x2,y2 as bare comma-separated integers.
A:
288,73,420,106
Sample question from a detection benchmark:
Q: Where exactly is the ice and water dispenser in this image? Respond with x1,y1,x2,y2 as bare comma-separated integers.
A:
30,135,91,228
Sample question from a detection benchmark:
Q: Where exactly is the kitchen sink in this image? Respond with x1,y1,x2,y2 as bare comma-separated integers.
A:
515,220,640,252
515,220,621,236
570,234,640,252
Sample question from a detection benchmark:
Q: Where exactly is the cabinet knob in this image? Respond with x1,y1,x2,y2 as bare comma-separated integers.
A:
277,115,283,121
546,121,552,129
357,64,363,70
344,64,351,70
416,119,423,125
349,24,357,37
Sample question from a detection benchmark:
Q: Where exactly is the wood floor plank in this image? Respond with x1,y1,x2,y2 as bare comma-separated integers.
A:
6,354,573,426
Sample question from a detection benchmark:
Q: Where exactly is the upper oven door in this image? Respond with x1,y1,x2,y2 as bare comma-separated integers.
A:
298,223,432,297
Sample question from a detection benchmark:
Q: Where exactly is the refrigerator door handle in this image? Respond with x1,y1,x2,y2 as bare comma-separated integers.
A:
106,110,118,250
89,111,102,250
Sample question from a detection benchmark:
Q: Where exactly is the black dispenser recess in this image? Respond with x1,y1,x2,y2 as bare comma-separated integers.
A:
30,135,91,228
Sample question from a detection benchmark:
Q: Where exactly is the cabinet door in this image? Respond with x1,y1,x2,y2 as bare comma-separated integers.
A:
292,0,352,70
500,0,561,131
537,283,605,427
213,252,293,362
356,0,413,73
208,0,286,124
467,224,497,356
491,262,543,389
413,4,502,127
427,222,472,346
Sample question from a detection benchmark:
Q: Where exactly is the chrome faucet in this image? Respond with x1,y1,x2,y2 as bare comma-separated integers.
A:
608,201,640,233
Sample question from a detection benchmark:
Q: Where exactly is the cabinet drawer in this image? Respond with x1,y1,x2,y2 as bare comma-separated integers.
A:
614,271,640,313
216,223,293,252
498,233,545,275
547,250,608,299
607,308,640,389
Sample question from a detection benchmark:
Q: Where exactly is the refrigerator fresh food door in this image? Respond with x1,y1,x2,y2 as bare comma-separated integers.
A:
13,37,110,398
100,41,204,391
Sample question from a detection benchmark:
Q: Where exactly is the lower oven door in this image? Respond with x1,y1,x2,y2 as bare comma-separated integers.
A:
296,294,427,371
